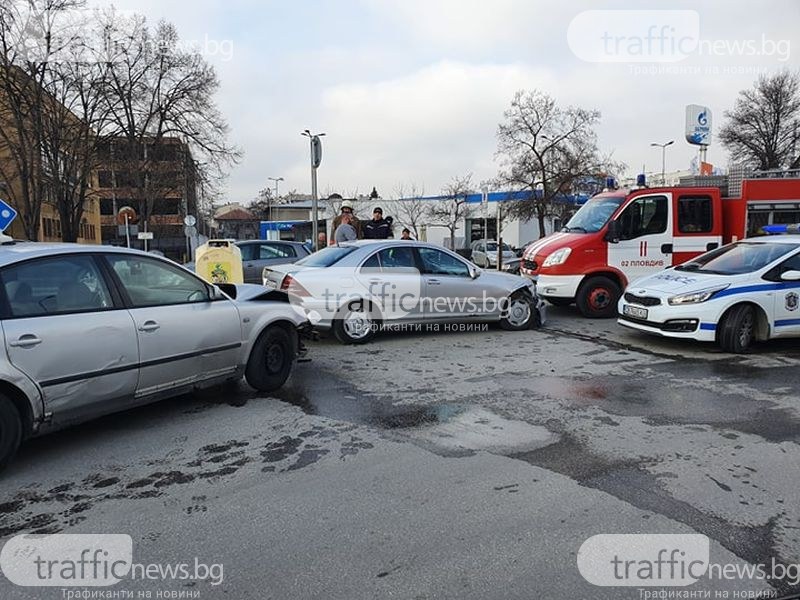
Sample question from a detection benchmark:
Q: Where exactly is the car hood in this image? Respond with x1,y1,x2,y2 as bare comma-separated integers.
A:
476,268,533,291
627,269,746,295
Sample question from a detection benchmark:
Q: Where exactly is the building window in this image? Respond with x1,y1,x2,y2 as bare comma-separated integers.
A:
98,171,113,188
100,199,116,215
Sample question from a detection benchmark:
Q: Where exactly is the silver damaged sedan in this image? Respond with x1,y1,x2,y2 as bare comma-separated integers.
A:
0,243,310,469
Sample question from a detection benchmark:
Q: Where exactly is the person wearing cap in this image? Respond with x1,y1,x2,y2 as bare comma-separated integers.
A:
400,228,413,240
333,212,358,244
331,200,362,241
363,206,394,239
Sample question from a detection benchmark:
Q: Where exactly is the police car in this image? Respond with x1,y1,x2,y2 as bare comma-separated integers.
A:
618,225,800,353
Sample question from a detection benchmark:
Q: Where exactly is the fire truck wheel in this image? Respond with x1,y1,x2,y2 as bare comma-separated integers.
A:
576,276,621,319
718,304,755,353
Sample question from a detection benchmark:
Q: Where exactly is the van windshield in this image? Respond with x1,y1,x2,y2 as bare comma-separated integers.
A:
563,196,625,233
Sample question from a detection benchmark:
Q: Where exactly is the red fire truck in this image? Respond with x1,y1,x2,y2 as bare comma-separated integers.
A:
520,172,800,317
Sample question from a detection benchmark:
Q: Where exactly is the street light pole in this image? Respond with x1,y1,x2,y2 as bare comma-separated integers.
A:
267,176,283,224
301,130,325,250
650,140,674,185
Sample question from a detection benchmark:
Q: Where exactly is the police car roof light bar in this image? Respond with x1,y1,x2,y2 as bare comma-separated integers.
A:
763,224,800,234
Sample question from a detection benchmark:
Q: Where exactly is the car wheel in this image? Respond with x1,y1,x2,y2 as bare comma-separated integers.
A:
547,297,573,307
333,300,379,344
718,304,756,353
245,326,295,392
576,276,621,319
0,396,22,471
500,291,535,331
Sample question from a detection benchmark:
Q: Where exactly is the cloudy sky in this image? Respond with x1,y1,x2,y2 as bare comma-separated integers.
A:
97,0,799,203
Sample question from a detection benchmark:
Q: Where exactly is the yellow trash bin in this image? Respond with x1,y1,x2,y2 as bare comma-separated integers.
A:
195,239,244,284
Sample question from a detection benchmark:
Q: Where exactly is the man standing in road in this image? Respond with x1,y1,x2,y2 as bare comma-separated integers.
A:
363,207,394,239
334,212,358,244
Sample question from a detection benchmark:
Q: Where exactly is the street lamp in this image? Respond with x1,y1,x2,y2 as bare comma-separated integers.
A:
266,176,283,223
650,140,674,186
301,130,325,250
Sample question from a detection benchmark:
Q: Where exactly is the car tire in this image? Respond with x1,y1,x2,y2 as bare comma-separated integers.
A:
500,290,536,331
576,276,621,319
333,300,379,344
718,304,756,353
0,396,22,471
547,297,573,307
245,326,295,392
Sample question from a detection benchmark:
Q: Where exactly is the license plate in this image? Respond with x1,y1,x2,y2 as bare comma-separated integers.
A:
623,304,648,320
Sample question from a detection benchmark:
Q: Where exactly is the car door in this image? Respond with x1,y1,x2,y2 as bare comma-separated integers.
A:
607,193,673,283
104,254,243,398
766,250,800,338
359,246,423,323
0,253,139,427
417,247,485,320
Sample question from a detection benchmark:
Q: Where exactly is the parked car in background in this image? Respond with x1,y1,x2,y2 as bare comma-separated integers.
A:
0,243,310,469
186,240,310,284
618,232,800,353
471,240,517,269
263,241,546,344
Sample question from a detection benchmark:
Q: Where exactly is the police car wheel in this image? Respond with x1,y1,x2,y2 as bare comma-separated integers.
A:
0,395,23,472
718,304,755,354
245,326,295,392
576,276,621,319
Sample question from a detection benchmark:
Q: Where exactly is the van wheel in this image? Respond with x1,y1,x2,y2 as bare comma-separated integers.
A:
245,326,295,392
333,300,379,344
576,276,621,318
718,304,755,353
0,396,22,471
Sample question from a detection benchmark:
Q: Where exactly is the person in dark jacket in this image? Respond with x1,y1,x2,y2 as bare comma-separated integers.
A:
363,207,394,239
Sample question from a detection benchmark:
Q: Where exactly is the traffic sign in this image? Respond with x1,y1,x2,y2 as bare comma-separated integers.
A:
311,135,322,168
184,225,197,237
137,232,154,240
183,215,197,227
117,206,137,225
0,199,18,232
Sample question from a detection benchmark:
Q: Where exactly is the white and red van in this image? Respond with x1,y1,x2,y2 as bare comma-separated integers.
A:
520,173,800,317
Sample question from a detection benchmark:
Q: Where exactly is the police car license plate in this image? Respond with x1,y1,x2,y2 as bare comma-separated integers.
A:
623,304,648,320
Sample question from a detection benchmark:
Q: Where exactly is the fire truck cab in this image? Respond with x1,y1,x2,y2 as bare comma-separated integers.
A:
520,173,800,318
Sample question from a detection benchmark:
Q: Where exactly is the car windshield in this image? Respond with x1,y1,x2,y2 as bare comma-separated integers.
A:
484,242,511,252
675,241,796,275
294,246,356,267
563,196,625,233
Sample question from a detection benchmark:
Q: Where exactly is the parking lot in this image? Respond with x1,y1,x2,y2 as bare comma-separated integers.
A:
2,308,800,598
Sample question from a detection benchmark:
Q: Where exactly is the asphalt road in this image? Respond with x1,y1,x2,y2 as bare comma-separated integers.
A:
2,306,800,599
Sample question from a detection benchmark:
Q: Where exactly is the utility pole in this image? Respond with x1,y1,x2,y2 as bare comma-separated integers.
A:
302,130,325,250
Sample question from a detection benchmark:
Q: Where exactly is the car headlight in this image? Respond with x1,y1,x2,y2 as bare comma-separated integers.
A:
667,285,729,305
542,247,572,267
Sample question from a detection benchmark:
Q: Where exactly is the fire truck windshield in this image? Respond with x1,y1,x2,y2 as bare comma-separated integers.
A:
562,196,625,233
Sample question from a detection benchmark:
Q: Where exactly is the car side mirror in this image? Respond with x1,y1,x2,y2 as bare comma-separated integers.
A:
469,265,481,279
780,269,800,281
605,220,621,244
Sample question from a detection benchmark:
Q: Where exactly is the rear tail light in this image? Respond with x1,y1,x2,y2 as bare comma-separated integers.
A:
280,275,311,297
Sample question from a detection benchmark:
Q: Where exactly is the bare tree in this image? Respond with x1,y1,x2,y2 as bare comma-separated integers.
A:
427,174,474,250
719,71,800,170
101,12,241,230
390,182,427,239
0,0,83,240
495,89,616,238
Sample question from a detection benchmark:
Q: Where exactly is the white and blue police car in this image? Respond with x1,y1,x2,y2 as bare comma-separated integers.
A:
618,225,800,353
